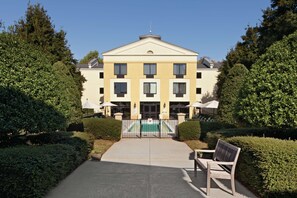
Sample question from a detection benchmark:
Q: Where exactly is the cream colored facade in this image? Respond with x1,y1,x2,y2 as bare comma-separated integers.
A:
80,67,104,112
196,68,219,102
79,35,219,119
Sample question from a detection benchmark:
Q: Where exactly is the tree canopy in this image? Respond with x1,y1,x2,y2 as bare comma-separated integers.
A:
79,50,103,64
216,0,297,99
0,34,68,136
237,31,297,128
11,3,85,96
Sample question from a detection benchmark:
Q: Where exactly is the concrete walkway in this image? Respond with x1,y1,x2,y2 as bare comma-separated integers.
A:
46,139,256,198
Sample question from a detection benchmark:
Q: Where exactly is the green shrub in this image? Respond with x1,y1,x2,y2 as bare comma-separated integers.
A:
0,132,94,197
0,144,78,198
227,137,297,198
28,131,94,160
200,121,235,141
237,31,297,128
0,33,82,137
205,127,297,149
83,118,121,140
218,63,248,125
178,121,201,141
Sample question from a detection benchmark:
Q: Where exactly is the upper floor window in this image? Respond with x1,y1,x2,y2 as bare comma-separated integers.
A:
114,82,127,97
99,87,104,94
196,72,202,79
143,82,157,97
173,63,186,78
99,72,104,79
196,88,202,94
173,82,186,97
144,63,156,78
114,63,127,78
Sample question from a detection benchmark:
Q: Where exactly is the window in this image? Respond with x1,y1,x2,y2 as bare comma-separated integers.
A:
173,63,186,78
99,72,104,79
99,87,104,94
173,83,186,97
114,82,127,97
114,63,127,78
196,88,202,94
144,63,156,78
196,72,202,79
143,82,157,97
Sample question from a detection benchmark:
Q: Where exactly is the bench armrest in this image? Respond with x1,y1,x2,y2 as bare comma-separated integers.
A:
195,149,215,153
194,149,215,158
207,161,234,167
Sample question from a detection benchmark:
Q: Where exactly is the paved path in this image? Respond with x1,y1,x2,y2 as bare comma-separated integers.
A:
46,139,256,198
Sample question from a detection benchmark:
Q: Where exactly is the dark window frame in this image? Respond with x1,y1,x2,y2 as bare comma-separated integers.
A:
114,63,127,78
143,82,157,97
99,87,104,94
173,63,186,78
99,72,104,79
114,82,127,97
173,82,186,97
196,72,202,79
196,88,202,94
144,63,157,78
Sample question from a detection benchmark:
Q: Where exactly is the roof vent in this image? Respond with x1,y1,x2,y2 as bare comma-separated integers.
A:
139,34,161,40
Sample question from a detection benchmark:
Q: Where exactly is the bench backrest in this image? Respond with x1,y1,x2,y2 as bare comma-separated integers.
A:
213,139,241,172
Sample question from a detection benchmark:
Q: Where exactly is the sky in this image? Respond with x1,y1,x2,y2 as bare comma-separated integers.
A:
0,0,271,62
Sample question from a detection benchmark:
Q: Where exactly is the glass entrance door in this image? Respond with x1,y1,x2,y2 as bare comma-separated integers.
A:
140,102,160,119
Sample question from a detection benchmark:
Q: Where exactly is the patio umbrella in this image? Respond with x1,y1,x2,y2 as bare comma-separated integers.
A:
201,100,219,115
201,100,219,109
101,102,117,116
186,101,204,115
101,101,117,107
186,102,204,108
82,99,101,109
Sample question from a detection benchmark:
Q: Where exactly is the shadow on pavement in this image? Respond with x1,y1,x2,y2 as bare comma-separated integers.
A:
46,160,256,198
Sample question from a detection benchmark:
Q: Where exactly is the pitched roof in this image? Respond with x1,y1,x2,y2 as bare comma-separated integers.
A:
197,58,222,69
76,63,103,69
102,34,198,56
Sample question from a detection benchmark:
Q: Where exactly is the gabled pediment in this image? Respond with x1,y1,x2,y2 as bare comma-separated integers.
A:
103,37,198,56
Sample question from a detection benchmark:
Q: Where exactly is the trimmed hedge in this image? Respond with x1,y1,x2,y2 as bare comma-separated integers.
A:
205,127,297,149
28,131,94,161
200,121,235,141
0,144,78,198
227,137,297,198
178,121,201,141
83,118,121,140
0,132,94,198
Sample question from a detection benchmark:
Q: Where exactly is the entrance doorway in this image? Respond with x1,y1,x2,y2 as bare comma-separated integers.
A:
140,102,160,119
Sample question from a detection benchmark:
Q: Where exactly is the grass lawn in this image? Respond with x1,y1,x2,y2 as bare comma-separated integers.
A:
184,140,208,150
92,139,115,155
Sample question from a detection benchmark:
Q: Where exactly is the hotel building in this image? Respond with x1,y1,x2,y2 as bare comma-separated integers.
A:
77,34,220,119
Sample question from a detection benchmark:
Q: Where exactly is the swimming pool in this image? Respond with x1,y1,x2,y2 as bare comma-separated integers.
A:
127,120,173,133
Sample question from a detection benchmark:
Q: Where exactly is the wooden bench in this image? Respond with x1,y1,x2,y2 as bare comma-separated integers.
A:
194,139,241,196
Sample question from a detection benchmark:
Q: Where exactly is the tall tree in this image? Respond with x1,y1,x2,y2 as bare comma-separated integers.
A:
11,3,85,97
217,26,259,99
79,50,103,64
216,0,297,99
258,0,297,53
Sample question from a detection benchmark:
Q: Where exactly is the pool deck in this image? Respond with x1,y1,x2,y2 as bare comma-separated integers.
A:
46,139,256,198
